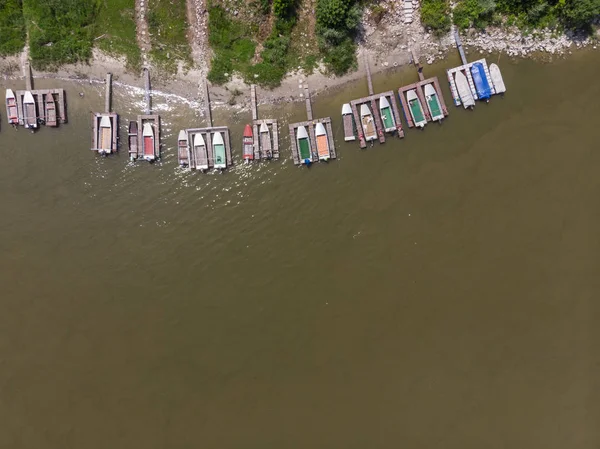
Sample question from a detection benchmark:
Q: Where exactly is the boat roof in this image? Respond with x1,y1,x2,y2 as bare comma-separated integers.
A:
296,125,308,139
193,132,205,147
406,89,418,100
243,124,253,137
342,103,352,115
315,122,326,136
6,88,15,99
423,84,436,96
178,129,187,141
212,131,224,145
259,122,269,133
142,123,154,137
99,115,111,128
360,104,372,117
23,91,34,104
379,96,390,109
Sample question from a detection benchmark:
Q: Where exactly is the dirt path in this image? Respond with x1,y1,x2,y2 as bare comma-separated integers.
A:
186,0,210,104
136,0,152,67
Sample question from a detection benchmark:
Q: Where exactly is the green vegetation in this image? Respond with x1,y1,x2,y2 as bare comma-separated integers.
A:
315,0,361,75
147,0,192,73
420,0,451,34
23,0,98,69
0,0,26,56
96,0,141,71
452,0,600,32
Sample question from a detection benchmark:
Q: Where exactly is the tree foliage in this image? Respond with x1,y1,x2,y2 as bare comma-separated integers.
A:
0,0,25,56
421,0,451,34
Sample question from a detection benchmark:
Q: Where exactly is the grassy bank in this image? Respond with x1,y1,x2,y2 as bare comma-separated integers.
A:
147,0,192,74
96,0,141,71
0,0,26,56
23,0,98,69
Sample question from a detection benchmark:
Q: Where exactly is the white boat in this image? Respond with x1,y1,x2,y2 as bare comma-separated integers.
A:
296,125,311,163
193,132,209,170
212,131,227,169
342,103,352,116
342,103,355,142
23,91,37,129
423,84,445,122
259,121,272,158
360,104,377,141
177,130,189,166
142,123,155,161
454,71,475,109
98,115,112,153
489,63,506,94
5,88,18,125
315,122,330,161
379,96,396,132
406,89,427,128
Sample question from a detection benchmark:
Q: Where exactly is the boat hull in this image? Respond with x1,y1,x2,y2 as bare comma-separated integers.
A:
489,63,506,94
455,71,475,108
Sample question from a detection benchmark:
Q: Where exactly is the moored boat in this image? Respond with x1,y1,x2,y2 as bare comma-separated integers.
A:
259,122,272,159
23,91,37,129
212,132,226,169
489,63,506,94
5,89,18,125
178,130,189,166
470,62,492,100
360,104,377,141
379,96,396,132
424,84,444,122
243,124,254,161
315,122,330,161
454,71,475,109
193,132,209,170
296,125,311,164
342,103,355,141
45,94,57,127
128,121,138,161
407,89,427,128
142,123,155,161
98,115,112,154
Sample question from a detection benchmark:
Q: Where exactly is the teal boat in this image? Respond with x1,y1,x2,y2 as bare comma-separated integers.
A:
379,96,396,132
424,84,444,122
297,125,311,164
407,89,427,128
213,131,226,169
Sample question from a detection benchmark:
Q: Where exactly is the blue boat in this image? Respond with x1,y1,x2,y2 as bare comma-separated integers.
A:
470,62,492,100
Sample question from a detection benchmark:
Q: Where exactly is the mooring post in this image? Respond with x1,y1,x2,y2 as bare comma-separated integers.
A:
364,53,374,96
204,81,213,127
143,68,151,114
304,86,313,121
105,73,112,113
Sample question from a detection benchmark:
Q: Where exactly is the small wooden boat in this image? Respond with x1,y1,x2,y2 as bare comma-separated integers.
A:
193,132,209,170
315,122,330,161
98,115,112,153
44,94,57,127
23,91,37,129
379,96,396,132
213,131,226,169
342,103,355,141
424,84,444,122
470,62,492,100
296,125,311,164
5,89,18,125
142,123,155,161
177,130,189,166
259,122,272,159
360,104,377,141
454,71,475,109
407,89,427,128
489,63,506,94
243,124,254,161
128,121,138,160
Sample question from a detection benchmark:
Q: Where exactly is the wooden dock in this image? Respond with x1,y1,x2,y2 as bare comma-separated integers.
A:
250,84,279,160
185,127,233,170
91,73,119,154
288,86,336,165
137,115,161,160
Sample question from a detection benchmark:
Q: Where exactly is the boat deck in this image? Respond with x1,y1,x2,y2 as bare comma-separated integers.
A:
185,126,233,170
136,115,160,160
91,113,118,153
15,89,66,127
398,77,448,127
343,113,356,141
288,118,336,165
349,91,404,149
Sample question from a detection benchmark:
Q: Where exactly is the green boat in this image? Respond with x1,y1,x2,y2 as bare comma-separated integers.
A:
379,96,396,132
424,83,444,122
213,131,226,169
297,125,311,164
407,89,427,128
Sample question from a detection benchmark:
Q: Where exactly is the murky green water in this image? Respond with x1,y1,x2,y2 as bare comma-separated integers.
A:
1,51,599,448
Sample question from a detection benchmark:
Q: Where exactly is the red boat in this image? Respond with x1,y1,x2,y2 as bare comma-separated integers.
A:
242,124,253,161
5,89,18,125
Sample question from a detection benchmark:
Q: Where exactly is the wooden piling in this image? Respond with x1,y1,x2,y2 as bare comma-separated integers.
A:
364,53,374,96
143,68,151,115
350,102,366,148
370,98,386,144
24,62,33,91
410,48,425,82
304,87,313,121
204,81,212,127
105,73,112,113
454,29,468,66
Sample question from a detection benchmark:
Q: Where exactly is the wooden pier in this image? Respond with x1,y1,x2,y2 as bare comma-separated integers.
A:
91,73,118,154
288,86,336,165
250,84,279,160
132,69,161,161
398,49,449,127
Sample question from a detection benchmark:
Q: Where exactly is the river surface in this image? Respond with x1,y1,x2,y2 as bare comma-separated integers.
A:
1,51,599,448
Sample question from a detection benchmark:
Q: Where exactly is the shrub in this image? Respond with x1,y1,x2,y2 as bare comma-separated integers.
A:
0,0,25,56
421,0,451,34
